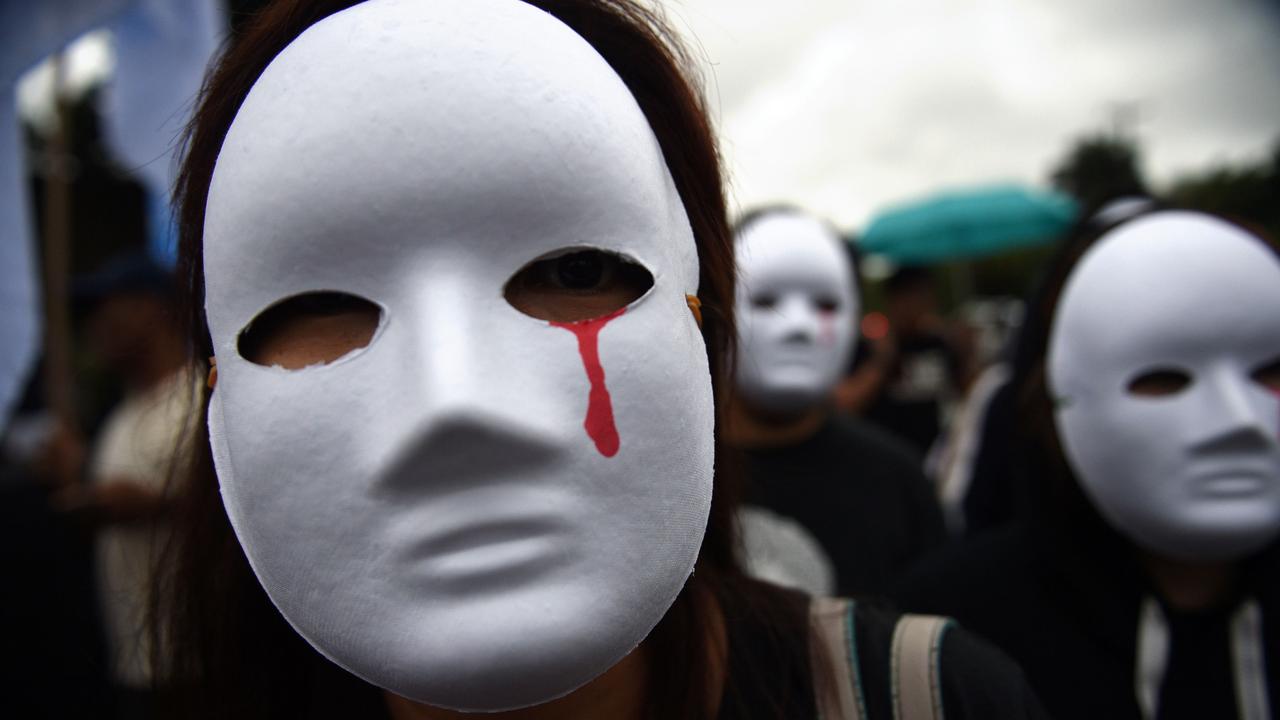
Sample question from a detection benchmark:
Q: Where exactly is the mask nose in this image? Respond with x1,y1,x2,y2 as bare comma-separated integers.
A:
776,295,819,346
398,275,564,449
375,414,563,501
1189,366,1273,453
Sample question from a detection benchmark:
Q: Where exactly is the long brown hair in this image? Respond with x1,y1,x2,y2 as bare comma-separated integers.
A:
154,1,768,717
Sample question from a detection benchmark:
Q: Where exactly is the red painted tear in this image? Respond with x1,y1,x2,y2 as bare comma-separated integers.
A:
551,307,626,457
818,311,836,346
1272,388,1280,440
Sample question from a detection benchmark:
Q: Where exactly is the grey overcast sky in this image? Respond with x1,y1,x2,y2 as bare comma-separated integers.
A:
655,0,1280,229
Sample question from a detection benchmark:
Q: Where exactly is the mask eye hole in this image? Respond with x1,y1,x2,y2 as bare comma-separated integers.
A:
238,291,381,369
504,248,654,323
1252,356,1280,392
1127,368,1193,397
814,298,839,313
751,294,778,311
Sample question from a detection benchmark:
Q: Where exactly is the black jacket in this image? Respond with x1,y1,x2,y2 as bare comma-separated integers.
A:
742,415,946,596
892,499,1280,719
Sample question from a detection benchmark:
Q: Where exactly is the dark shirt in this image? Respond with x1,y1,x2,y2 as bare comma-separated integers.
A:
864,332,961,455
960,377,1032,536
892,524,1280,720
742,415,946,596
0,453,112,719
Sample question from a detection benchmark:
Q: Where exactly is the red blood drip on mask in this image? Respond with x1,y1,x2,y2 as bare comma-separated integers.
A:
1273,388,1280,440
551,307,625,457
818,311,836,346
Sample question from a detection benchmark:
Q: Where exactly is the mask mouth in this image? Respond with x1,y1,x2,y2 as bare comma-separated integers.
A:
776,329,818,347
406,513,570,560
763,349,820,369
398,512,576,597
1190,466,1275,498
371,418,580,598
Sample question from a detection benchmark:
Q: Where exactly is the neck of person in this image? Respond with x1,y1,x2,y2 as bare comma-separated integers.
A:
384,649,649,720
724,394,828,449
1139,551,1241,612
385,585,728,720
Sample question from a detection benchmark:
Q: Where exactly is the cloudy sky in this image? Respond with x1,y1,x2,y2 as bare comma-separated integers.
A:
17,0,1280,233
653,0,1280,230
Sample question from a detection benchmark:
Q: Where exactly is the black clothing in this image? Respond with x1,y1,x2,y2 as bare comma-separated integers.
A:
240,572,1051,719
892,521,1280,719
958,377,1032,536
1,478,112,718
863,332,961,455
743,415,946,596
717,581,1051,719
889,200,1280,719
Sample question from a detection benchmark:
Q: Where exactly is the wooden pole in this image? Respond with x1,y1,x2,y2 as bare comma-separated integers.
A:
41,53,77,431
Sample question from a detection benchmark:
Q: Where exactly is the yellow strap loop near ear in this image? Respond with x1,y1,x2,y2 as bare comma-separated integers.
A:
207,357,218,390
685,294,703,329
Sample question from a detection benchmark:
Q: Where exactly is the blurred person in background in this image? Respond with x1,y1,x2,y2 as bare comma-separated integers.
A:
839,266,969,459
940,197,1156,538
53,253,192,719
150,1,1049,718
0,371,112,717
893,207,1280,719
728,208,945,597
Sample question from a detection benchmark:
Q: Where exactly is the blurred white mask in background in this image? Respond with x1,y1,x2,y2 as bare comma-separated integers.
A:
734,211,858,416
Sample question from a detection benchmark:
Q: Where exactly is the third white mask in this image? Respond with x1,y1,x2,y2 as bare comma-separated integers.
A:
1048,211,1280,562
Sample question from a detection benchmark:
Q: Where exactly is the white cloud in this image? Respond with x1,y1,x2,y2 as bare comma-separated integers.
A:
660,0,1280,230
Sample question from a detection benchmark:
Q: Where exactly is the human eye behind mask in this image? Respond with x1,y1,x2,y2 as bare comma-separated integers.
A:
813,296,840,313
1127,367,1193,397
1122,353,1280,399
750,293,778,311
504,247,654,323
238,291,382,369
1253,355,1280,392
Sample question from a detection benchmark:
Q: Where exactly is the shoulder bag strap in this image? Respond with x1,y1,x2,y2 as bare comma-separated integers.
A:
890,614,953,720
809,596,866,720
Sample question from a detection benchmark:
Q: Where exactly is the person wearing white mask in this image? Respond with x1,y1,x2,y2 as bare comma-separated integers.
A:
153,2,1050,718
728,208,945,597
894,207,1280,720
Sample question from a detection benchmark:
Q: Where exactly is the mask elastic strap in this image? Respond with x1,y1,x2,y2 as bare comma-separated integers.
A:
685,294,703,329
207,357,218,390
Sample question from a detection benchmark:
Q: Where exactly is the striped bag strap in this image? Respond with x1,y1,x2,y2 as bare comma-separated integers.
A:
890,614,954,720
809,597,867,720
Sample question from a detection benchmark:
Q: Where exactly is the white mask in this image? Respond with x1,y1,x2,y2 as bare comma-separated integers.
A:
734,213,858,415
202,0,713,711
1048,211,1280,562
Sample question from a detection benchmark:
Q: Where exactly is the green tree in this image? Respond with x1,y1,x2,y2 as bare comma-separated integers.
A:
1166,137,1279,239
1049,133,1148,215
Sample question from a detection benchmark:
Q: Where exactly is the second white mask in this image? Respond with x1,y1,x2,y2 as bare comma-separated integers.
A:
734,212,858,415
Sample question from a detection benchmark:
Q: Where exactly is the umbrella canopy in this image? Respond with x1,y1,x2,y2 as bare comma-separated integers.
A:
859,184,1078,263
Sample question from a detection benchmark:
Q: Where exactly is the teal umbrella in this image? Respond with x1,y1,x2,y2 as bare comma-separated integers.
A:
859,184,1078,263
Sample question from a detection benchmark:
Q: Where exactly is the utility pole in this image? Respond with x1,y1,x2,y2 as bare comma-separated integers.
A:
41,52,77,432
